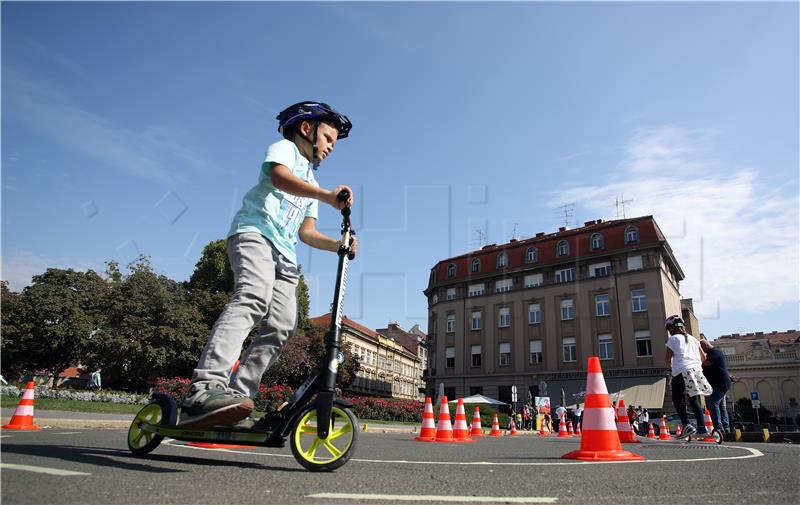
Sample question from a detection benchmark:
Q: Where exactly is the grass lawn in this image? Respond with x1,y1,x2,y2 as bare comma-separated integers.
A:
1,395,143,415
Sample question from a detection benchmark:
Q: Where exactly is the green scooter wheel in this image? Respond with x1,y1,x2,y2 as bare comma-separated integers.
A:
290,406,359,472
127,393,177,455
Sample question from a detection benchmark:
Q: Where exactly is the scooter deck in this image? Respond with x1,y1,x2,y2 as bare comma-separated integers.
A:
140,422,282,446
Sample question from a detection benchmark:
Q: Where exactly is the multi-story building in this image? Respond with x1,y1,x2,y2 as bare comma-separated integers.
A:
423,216,690,410
711,330,800,421
311,314,424,400
376,322,428,401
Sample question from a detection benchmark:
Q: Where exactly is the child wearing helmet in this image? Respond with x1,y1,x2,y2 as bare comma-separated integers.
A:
664,315,713,438
178,101,357,429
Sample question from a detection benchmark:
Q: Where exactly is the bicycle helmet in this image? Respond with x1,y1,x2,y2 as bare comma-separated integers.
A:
664,315,685,330
276,101,352,140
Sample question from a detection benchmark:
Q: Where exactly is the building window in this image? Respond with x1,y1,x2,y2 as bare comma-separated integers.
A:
631,289,648,312
590,233,604,251
471,258,481,273
529,340,543,364
635,330,652,357
432,293,439,305
468,283,485,297
526,247,538,263
560,299,574,320
524,273,543,288
557,240,570,257
447,263,456,278
471,345,481,367
499,307,511,328
445,347,455,368
499,343,511,366
595,294,610,317
589,261,612,277
598,334,614,360
627,255,643,271
497,252,508,269
470,386,483,396
495,278,513,293
625,225,640,244
471,311,482,330
555,267,575,284
528,303,541,325
562,337,577,362
446,314,455,333
431,269,436,284
446,288,456,300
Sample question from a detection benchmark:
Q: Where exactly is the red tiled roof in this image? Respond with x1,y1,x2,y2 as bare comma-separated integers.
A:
717,330,800,346
311,313,381,339
430,216,671,285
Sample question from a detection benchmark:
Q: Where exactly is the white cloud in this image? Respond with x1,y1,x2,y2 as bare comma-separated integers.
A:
1,250,104,292
551,126,799,317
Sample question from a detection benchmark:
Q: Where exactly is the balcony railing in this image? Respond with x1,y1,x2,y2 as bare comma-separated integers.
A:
726,351,799,364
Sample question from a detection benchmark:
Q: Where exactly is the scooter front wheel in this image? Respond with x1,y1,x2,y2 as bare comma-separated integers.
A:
290,406,359,472
127,393,177,455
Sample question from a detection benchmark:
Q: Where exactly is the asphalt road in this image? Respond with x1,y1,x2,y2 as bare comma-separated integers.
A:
2,428,798,505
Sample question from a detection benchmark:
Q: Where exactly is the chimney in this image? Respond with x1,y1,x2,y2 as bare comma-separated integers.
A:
584,220,595,227
596,219,603,224
536,232,545,238
558,227,567,232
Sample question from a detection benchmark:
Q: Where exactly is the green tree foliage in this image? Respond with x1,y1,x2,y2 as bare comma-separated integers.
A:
297,274,311,332
260,324,360,389
1,281,27,378
11,269,107,383
86,256,208,391
188,239,233,293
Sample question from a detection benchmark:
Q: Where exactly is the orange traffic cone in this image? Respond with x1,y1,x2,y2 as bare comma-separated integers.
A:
414,397,437,441
616,400,640,443
508,418,518,436
567,420,575,436
2,382,42,430
562,357,644,461
575,421,581,436
489,412,503,437
452,398,475,442
647,422,657,439
470,406,484,437
434,396,455,442
675,425,682,438
659,416,672,440
557,412,570,437
701,408,715,437
539,416,549,436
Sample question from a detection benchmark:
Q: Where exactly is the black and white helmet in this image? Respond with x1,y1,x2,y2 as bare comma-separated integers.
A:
276,101,352,140
664,315,685,331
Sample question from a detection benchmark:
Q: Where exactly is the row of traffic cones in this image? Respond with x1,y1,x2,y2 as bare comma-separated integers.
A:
415,396,516,442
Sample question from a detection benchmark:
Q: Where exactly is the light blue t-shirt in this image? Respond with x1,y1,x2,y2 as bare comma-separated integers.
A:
228,139,319,265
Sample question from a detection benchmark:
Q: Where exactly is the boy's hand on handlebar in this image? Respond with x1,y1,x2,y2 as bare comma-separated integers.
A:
338,235,358,257
326,185,353,210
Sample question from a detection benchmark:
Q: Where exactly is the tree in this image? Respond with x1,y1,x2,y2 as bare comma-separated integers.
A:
296,274,311,332
13,269,107,384
188,240,233,293
1,281,28,379
87,256,208,391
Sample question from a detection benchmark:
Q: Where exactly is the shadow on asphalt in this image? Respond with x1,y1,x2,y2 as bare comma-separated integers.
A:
1,444,306,473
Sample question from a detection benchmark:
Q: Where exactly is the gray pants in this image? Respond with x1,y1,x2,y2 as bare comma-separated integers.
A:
191,233,299,398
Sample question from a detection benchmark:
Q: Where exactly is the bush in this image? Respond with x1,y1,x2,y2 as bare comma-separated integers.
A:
0,385,149,404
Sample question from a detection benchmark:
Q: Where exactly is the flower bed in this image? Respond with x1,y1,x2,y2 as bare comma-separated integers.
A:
0,385,149,404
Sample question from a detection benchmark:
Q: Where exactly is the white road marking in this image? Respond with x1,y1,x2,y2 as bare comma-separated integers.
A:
307,494,557,503
49,432,82,435
166,439,764,466
0,463,90,476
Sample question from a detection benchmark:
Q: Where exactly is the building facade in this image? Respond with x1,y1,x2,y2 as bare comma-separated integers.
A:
423,216,689,410
311,314,425,401
711,330,800,421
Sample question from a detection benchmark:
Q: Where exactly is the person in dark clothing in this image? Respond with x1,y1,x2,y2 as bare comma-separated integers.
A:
701,339,733,433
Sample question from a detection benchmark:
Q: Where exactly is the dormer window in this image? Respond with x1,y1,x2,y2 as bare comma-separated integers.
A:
625,225,640,244
590,233,604,251
447,263,456,278
525,247,538,263
497,252,508,269
471,258,481,273
557,240,570,257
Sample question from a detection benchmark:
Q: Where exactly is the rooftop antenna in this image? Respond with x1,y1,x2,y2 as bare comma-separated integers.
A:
511,223,519,241
473,229,487,248
555,203,574,228
615,195,633,219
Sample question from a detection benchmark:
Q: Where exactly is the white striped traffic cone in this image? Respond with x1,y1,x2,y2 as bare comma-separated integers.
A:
414,397,437,441
2,381,42,430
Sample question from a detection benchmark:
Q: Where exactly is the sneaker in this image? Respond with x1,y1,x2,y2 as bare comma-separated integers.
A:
177,381,254,429
677,424,697,439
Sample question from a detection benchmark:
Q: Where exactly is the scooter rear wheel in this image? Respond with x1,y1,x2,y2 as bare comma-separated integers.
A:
127,393,177,455
290,406,359,472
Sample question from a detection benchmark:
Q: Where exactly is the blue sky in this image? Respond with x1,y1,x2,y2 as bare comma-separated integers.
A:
3,2,798,340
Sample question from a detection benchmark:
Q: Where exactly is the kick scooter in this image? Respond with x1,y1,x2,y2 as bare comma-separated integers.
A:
686,427,724,444
128,190,359,471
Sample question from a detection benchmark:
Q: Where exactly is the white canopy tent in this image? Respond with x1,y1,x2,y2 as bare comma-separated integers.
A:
448,394,508,405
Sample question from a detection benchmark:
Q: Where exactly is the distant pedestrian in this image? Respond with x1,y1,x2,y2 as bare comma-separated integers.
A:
87,369,102,390
665,315,712,438
555,404,567,433
637,406,649,436
573,403,583,431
